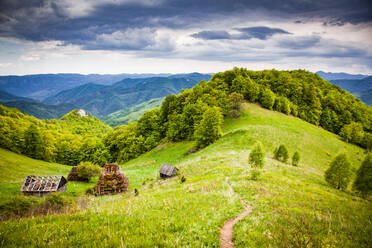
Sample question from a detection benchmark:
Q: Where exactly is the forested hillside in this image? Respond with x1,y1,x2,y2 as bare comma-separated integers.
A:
1,68,371,169
0,105,111,166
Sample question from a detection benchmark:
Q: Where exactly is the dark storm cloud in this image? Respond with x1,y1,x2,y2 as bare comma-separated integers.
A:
192,27,291,40
191,31,232,40
235,27,291,40
0,0,371,50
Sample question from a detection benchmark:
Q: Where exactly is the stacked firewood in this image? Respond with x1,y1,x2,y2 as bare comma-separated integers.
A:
95,163,129,195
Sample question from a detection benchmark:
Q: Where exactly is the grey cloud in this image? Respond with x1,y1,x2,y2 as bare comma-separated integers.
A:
278,36,321,49
192,26,291,41
0,0,371,51
235,26,291,40
191,31,231,40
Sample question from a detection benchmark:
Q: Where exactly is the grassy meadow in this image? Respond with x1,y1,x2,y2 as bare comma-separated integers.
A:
0,103,371,247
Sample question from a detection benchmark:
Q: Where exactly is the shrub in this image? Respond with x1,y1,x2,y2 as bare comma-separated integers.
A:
249,142,265,169
85,186,96,195
250,169,261,180
274,144,289,163
76,161,102,181
0,196,38,219
325,153,352,190
292,151,300,166
353,153,372,197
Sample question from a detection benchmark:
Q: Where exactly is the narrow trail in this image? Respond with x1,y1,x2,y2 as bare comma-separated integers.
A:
220,177,252,248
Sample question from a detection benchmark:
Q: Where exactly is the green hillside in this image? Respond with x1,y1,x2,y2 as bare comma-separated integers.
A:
1,102,370,247
103,97,164,126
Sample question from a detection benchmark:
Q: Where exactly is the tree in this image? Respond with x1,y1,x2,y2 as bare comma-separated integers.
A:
23,124,44,160
227,92,244,118
249,142,265,169
194,107,223,148
259,88,275,110
353,153,372,197
76,161,102,182
274,144,289,163
325,153,352,190
292,151,300,166
340,122,364,145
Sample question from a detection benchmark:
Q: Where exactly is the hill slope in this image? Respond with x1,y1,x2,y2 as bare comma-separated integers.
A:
0,103,370,247
43,73,211,117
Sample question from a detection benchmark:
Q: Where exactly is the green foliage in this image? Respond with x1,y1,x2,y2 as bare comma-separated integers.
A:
249,142,265,169
227,92,244,118
209,68,372,148
353,153,372,197
194,107,223,148
23,124,44,160
292,151,300,166
0,196,38,219
250,169,261,180
260,88,276,110
274,144,289,163
76,162,101,181
340,122,365,145
325,153,352,190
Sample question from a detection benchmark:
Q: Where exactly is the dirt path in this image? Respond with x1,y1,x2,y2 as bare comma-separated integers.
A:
220,177,252,248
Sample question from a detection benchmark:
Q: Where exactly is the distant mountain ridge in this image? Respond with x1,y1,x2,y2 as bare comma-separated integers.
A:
316,72,371,106
43,73,211,117
0,73,173,100
316,71,368,81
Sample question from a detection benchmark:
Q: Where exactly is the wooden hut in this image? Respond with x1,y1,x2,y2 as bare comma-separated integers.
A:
159,163,178,179
95,163,129,195
21,175,67,196
67,166,89,182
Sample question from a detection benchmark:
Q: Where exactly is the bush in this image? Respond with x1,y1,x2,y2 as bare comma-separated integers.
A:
0,196,38,219
274,144,289,163
353,153,372,197
325,153,352,190
292,151,300,166
85,186,96,195
249,142,265,169
76,161,102,181
250,169,261,180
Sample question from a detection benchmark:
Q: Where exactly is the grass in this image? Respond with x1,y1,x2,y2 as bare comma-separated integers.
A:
0,102,371,247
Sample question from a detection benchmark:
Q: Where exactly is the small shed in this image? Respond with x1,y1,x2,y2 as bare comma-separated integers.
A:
67,166,89,182
159,163,178,179
95,163,129,195
21,175,67,196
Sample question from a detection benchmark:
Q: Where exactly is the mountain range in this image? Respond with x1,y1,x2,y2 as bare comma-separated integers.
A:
43,73,211,117
0,73,172,100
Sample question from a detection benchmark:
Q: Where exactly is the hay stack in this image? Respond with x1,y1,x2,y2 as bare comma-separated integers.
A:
95,163,129,195
67,166,89,182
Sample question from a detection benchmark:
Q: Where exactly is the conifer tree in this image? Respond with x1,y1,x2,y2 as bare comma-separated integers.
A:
249,142,265,169
292,151,300,166
274,144,289,163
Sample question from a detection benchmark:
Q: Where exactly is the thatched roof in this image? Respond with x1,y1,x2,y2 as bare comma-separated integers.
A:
21,175,67,193
159,163,178,177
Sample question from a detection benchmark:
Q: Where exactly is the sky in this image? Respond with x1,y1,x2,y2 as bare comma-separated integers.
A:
0,0,371,75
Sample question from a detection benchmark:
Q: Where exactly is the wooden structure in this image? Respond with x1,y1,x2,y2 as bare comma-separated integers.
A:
95,163,129,195
21,175,67,196
159,163,178,179
67,166,89,182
